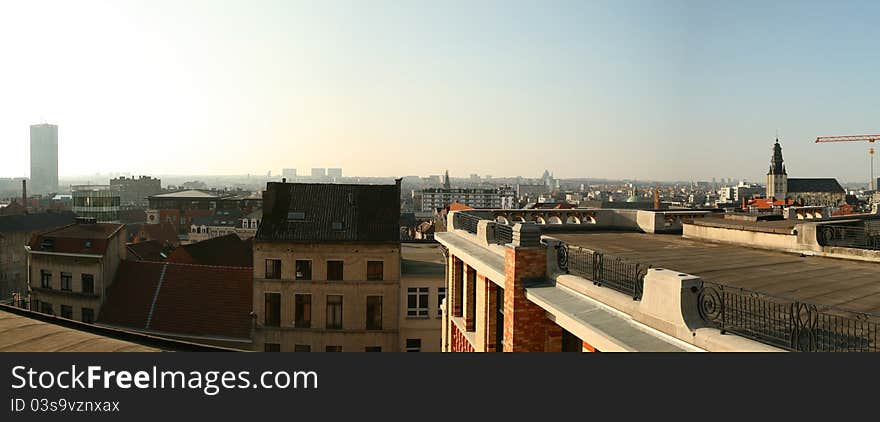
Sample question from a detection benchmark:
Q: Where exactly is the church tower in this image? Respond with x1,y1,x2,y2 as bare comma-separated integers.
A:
766,138,788,200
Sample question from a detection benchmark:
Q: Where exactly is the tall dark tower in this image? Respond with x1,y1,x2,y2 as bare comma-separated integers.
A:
766,138,788,200
443,170,451,189
30,123,59,194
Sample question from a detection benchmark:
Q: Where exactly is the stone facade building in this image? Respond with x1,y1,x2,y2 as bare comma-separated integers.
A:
0,211,76,299
253,181,403,352
766,139,846,206
26,218,126,323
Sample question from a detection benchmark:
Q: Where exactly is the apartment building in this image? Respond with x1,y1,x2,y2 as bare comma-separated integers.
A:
399,242,446,352
252,181,402,352
25,217,126,323
420,186,515,211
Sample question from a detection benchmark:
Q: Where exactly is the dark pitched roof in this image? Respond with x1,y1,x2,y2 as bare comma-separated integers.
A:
28,221,124,254
98,260,252,339
787,178,845,193
256,182,401,242
168,233,252,267
126,240,168,262
0,211,76,233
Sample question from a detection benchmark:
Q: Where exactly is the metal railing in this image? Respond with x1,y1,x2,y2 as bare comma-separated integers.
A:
454,212,482,234
494,224,513,245
555,243,648,300
2,297,31,310
696,281,879,352
817,222,880,250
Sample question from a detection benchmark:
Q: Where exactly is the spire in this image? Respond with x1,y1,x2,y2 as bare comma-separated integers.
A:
443,170,451,189
769,138,786,175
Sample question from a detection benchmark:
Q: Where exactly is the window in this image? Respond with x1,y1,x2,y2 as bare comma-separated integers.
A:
82,308,94,323
40,270,51,289
406,338,421,352
326,260,343,281
437,287,446,318
264,343,281,352
407,287,429,318
265,259,281,279
325,346,342,352
61,272,72,291
294,344,311,352
495,286,504,352
295,260,312,280
367,261,384,280
287,211,306,222
326,295,342,329
264,292,281,327
365,346,382,352
41,302,53,315
366,296,383,330
60,305,73,319
294,294,311,328
81,274,94,294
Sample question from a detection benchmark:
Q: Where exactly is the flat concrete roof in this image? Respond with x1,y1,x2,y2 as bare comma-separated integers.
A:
552,232,880,315
0,309,160,352
402,242,445,276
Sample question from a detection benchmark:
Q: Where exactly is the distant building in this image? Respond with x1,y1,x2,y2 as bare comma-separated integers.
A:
420,186,515,211
72,185,121,222
766,139,846,206
253,181,402,352
187,208,243,244
282,168,297,179
110,176,161,206
327,168,342,179
29,123,59,194
26,218,127,323
311,168,326,178
0,211,77,299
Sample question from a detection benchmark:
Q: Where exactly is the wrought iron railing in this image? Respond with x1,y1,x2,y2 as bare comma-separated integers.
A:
817,222,880,250
454,212,482,234
555,243,648,300
697,281,879,352
494,224,513,245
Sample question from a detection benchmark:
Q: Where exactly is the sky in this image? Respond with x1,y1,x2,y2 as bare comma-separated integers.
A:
0,0,878,182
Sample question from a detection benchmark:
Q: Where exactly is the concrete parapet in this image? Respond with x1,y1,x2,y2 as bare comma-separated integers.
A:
512,223,542,247
632,269,703,340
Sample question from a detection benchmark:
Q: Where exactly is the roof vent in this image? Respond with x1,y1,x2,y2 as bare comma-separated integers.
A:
332,222,344,231
287,211,306,222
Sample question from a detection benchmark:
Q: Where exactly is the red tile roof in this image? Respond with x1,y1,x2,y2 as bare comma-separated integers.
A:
28,222,124,254
167,234,252,267
99,260,252,339
126,240,168,262
134,223,179,247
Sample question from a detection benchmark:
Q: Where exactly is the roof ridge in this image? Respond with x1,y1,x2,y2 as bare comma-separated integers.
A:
145,263,169,330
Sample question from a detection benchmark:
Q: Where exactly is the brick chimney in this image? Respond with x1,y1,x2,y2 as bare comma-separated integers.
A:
21,179,27,207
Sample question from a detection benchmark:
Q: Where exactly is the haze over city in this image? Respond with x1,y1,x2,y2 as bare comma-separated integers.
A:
1,0,878,182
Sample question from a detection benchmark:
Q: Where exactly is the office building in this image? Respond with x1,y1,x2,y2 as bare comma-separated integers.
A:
29,123,59,194
72,185,121,222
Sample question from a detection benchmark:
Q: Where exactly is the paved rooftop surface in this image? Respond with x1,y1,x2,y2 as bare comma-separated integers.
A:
0,309,160,352
553,232,880,315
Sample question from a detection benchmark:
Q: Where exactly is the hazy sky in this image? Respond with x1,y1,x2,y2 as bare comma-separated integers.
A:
1,0,878,182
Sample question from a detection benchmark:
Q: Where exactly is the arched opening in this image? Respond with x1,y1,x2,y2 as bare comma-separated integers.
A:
534,216,546,224
565,216,581,224
548,216,563,224
512,215,526,223
495,215,510,225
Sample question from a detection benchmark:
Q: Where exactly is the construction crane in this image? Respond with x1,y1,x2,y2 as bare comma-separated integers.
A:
815,134,880,191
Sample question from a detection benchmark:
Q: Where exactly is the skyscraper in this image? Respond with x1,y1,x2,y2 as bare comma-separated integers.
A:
30,123,59,194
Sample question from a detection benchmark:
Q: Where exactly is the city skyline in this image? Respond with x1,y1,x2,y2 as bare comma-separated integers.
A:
1,1,879,182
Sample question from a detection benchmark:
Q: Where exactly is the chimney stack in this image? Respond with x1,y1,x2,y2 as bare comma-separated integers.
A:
21,179,27,207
